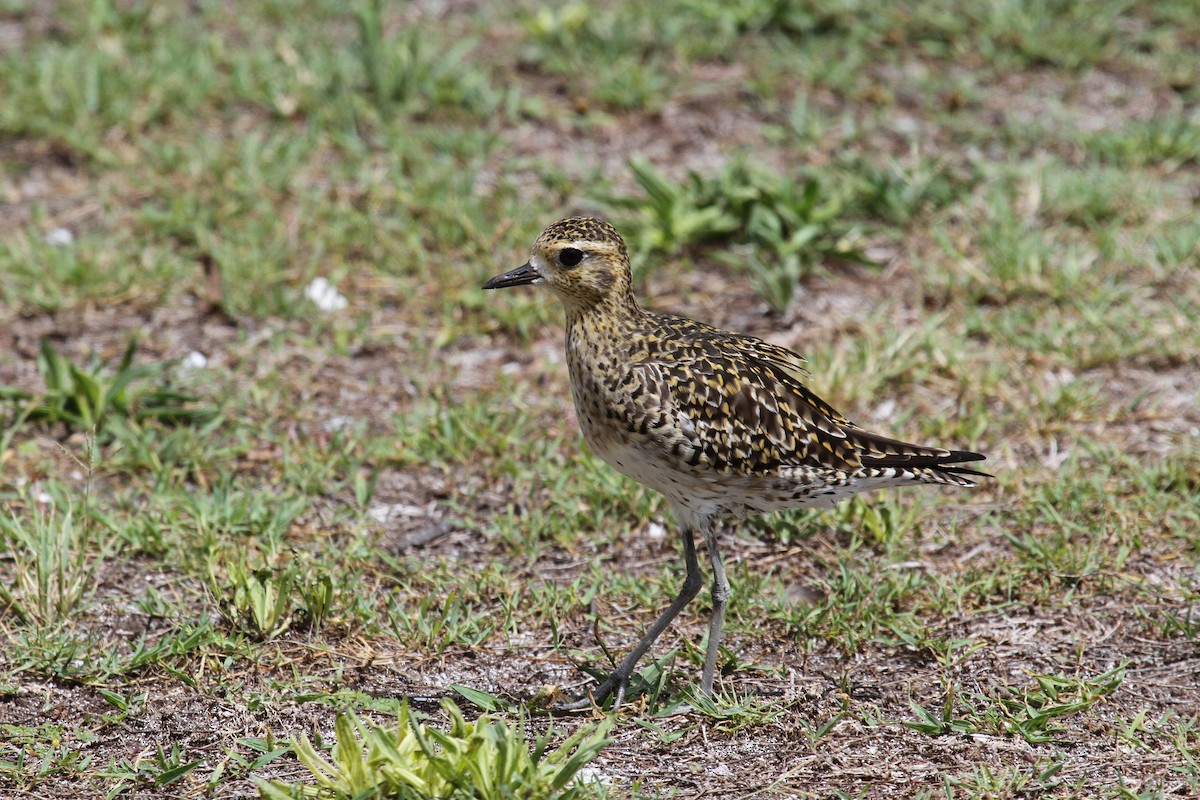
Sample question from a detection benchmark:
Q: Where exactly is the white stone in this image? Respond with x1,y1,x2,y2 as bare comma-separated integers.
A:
44,228,74,246
182,351,208,369
305,277,348,312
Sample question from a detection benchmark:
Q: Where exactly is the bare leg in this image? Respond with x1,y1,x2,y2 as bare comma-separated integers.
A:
700,525,729,696
557,524,702,710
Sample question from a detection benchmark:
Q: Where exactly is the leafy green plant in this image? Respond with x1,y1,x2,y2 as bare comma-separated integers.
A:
232,563,294,639
258,700,611,800
209,557,335,639
609,157,869,312
616,157,742,254
298,574,336,631
0,338,216,439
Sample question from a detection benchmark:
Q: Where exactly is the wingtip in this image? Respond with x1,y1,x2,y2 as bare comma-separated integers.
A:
945,449,989,465
939,449,992,480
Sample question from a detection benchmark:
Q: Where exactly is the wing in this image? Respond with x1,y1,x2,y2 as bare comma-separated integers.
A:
631,316,987,478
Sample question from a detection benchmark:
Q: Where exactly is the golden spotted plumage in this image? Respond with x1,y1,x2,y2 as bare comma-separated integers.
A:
484,216,989,708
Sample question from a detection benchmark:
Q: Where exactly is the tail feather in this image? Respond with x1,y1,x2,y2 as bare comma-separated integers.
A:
844,429,992,487
932,461,993,480
851,430,990,475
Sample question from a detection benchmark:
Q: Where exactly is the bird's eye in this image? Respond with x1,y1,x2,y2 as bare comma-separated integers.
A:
558,247,583,267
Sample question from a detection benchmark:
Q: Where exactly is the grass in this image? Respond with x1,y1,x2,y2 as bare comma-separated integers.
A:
1,0,1198,797
607,156,874,313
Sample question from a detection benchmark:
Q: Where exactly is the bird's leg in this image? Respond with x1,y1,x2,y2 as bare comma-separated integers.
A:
556,524,702,711
700,526,729,697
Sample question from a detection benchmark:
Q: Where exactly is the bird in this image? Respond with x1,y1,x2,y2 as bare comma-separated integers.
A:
483,217,989,709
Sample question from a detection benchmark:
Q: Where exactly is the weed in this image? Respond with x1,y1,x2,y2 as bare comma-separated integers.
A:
0,499,108,628
0,338,216,439
1084,112,1200,171
612,157,743,255
354,0,499,118
609,157,869,312
846,152,974,225
1136,603,1200,641
259,700,612,800
386,588,496,653
208,555,336,639
683,0,858,39
680,687,790,733
937,757,1069,798
787,556,931,656
517,3,676,109
98,742,205,796
906,665,1126,743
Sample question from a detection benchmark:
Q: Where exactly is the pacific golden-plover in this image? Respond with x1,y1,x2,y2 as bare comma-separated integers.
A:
484,217,989,709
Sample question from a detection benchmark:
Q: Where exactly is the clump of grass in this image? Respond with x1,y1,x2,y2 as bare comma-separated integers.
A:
682,0,858,39
207,553,336,639
0,500,109,628
354,0,499,118
1083,112,1200,171
906,664,1126,744
846,152,973,225
0,338,217,444
259,700,611,800
609,157,869,313
517,3,674,110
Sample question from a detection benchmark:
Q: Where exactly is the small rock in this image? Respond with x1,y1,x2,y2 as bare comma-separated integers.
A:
305,277,348,312
182,351,208,369
44,228,74,246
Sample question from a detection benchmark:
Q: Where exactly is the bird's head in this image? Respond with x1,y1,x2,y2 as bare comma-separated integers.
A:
484,217,633,312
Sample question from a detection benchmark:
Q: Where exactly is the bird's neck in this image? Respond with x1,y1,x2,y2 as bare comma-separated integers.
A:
564,288,642,323
565,292,646,354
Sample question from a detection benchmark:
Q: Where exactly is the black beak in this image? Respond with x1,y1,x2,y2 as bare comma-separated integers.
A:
483,262,540,290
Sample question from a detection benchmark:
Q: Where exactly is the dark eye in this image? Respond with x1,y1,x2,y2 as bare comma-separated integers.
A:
558,247,583,267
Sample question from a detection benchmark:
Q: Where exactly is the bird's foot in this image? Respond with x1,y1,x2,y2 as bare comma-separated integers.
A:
552,672,630,713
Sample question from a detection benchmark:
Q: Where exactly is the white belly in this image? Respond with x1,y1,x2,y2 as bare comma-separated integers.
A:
586,428,920,521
